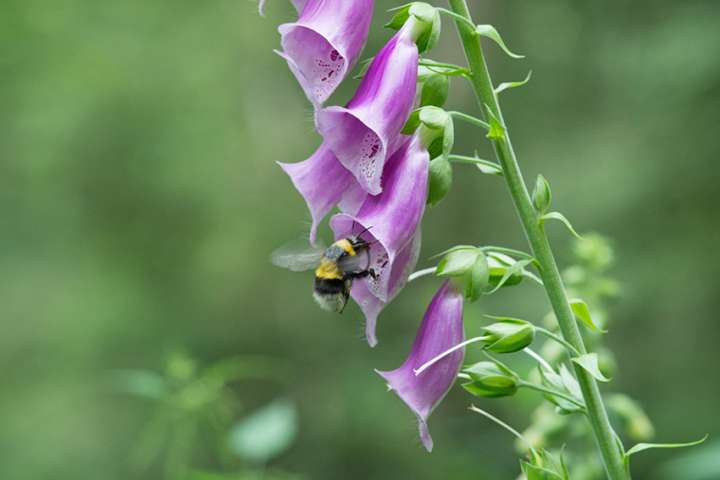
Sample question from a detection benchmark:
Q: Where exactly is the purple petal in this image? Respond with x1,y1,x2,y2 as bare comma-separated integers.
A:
350,230,422,347
377,281,465,452
330,134,429,302
278,0,373,106
316,23,419,194
279,143,366,245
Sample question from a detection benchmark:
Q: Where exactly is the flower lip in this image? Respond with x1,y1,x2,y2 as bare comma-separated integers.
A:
376,281,465,452
277,0,374,106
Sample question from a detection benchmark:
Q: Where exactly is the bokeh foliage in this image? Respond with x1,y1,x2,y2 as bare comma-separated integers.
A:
1,0,719,479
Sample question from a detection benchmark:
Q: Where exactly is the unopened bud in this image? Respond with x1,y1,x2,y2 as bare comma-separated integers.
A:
461,361,518,398
483,318,535,353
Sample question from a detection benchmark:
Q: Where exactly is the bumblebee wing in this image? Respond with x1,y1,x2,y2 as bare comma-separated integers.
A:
270,238,325,272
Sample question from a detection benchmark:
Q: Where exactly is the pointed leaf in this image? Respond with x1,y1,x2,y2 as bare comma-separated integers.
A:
572,353,611,382
625,435,708,458
495,70,533,94
540,212,582,239
486,259,532,294
475,24,525,59
569,299,607,333
467,251,490,301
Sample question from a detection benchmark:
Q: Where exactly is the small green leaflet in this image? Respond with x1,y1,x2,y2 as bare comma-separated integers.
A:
486,259,532,294
572,353,611,382
540,211,582,239
475,24,525,59
569,299,607,333
484,106,506,141
625,434,708,458
495,70,533,95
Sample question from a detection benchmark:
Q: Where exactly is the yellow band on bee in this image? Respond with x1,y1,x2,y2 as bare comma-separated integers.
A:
335,238,356,256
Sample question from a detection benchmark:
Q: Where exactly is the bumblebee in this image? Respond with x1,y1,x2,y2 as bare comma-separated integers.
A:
271,235,376,312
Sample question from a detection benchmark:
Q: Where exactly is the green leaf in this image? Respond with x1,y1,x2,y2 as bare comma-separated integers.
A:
466,251,490,301
427,156,453,206
229,399,298,464
569,299,607,333
495,70,533,95
486,259,532,294
436,247,479,277
429,244,476,260
540,212,582,239
571,353,611,382
532,174,552,214
485,106,506,141
401,109,421,134
475,24,525,59
475,159,503,175
522,461,564,480
109,369,167,400
385,5,411,30
420,74,449,107
625,435,708,458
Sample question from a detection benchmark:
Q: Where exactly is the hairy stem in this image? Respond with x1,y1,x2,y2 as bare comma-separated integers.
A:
446,1,627,478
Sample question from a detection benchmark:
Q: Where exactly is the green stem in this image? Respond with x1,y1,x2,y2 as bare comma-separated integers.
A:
446,1,628,478
536,327,582,357
449,110,490,130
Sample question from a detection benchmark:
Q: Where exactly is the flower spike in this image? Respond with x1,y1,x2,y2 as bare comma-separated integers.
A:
276,0,374,106
377,281,465,451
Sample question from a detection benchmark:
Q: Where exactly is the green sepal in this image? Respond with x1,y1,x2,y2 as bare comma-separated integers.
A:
401,109,421,134
521,448,570,480
486,259,532,294
569,299,607,333
436,247,479,277
427,156,453,206
571,353,611,382
485,105,506,141
532,174,552,214
487,253,525,288
420,74,449,107
539,212,582,239
465,251,490,301
475,24,525,59
387,3,441,54
495,70,533,95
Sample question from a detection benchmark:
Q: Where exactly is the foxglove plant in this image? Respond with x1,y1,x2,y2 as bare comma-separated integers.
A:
261,1,704,478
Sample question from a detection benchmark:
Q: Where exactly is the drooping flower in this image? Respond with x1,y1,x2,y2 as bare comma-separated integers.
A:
377,281,465,452
278,144,366,245
330,133,430,345
275,0,374,106
316,21,420,195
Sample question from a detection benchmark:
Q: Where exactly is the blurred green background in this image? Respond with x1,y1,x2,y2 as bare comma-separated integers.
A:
2,0,719,478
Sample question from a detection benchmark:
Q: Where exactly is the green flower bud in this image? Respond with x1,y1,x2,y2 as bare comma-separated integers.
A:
462,361,518,398
483,318,535,353
427,156,453,205
532,174,552,214
420,74,449,108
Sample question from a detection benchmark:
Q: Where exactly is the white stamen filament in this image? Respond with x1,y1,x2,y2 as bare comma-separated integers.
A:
414,336,490,376
408,267,437,282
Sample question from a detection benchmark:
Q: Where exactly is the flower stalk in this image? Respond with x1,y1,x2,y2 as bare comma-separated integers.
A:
446,1,628,478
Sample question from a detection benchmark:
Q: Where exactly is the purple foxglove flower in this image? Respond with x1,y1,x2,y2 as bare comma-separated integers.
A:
347,229,421,347
279,144,366,245
330,133,429,342
377,281,465,452
316,22,420,195
276,0,374,106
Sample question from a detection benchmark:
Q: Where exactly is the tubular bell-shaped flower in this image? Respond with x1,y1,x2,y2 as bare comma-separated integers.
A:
276,0,374,106
330,133,430,345
278,144,366,245
316,21,420,195
377,281,465,452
